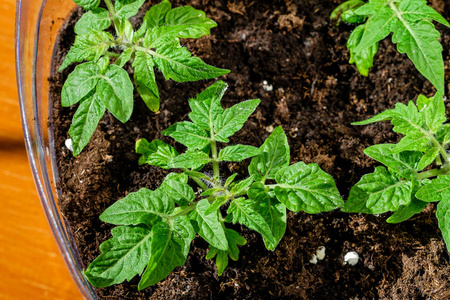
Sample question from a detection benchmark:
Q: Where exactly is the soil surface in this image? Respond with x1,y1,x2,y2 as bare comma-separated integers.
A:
50,0,450,299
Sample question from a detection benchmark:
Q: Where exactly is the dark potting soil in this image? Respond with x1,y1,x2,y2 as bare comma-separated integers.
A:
50,0,450,299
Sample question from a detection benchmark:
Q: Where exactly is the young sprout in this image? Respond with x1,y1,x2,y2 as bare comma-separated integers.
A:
331,0,449,92
84,81,343,290
61,0,229,155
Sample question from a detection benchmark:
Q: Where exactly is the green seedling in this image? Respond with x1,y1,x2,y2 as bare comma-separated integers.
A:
343,92,450,250
60,0,229,155
331,0,449,92
84,80,344,290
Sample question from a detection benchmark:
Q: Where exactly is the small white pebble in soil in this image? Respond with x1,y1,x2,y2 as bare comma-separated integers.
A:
266,125,274,133
344,251,359,266
262,80,274,92
309,254,318,264
65,138,73,152
316,246,326,260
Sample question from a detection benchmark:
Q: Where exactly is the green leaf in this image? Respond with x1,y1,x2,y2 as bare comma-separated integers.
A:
115,0,145,19
96,64,134,123
343,167,415,214
136,139,178,168
214,99,261,142
354,6,395,53
424,94,446,134
417,94,432,111
61,62,101,107
84,225,152,288
135,0,171,39
189,199,228,251
73,0,100,10
227,197,278,250
169,151,211,169
59,31,112,71
364,144,421,178
274,162,343,213
150,34,229,82
330,0,365,24
416,175,450,202
437,123,450,141
353,2,386,17
339,0,449,91
247,182,268,201
436,198,450,253
393,134,429,153
388,102,424,136
74,8,110,35
163,121,210,150
417,146,440,170
218,145,261,162
353,102,430,151
133,51,160,112
249,126,290,181
352,108,396,126
138,217,195,290
188,81,227,131
96,57,110,73
115,48,133,68
204,196,229,215
206,228,246,276
341,9,367,24
164,5,218,38
100,188,174,226
164,172,188,184
160,178,195,206
251,188,287,248
391,19,445,92
387,197,428,223
224,174,238,188
209,250,228,276
230,176,255,195
347,25,378,76
400,0,450,27
136,1,217,41
117,19,135,43
69,92,106,156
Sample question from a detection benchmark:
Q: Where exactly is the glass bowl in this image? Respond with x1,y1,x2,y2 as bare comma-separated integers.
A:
15,0,97,298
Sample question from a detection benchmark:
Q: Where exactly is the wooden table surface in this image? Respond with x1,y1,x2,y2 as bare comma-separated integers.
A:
0,0,83,298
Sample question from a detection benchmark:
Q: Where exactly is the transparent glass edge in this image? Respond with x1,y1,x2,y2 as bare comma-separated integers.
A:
15,0,97,298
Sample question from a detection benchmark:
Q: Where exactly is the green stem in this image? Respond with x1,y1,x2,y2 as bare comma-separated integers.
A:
211,140,220,181
104,51,120,58
417,165,450,180
104,0,121,36
168,202,198,220
192,176,208,191
432,136,450,166
183,168,209,190
104,0,115,13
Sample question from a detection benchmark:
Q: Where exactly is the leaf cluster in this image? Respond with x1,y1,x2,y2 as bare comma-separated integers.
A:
84,81,344,289
331,0,449,92
62,0,229,155
344,93,450,249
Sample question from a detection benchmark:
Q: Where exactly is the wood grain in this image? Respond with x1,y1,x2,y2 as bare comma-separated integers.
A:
0,0,82,298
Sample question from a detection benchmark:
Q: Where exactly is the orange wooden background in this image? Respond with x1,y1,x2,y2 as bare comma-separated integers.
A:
0,0,82,298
